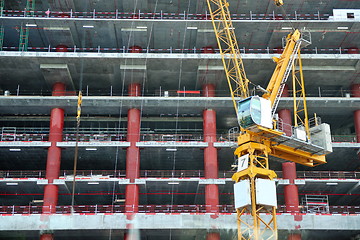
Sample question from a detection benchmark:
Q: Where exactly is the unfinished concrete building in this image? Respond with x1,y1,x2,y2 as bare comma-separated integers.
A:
0,0,360,239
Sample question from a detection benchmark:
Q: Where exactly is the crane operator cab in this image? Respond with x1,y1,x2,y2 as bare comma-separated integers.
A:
237,96,273,132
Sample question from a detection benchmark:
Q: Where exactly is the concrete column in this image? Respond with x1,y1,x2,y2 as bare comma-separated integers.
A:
282,162,300,213
283,162,302,240
202,83,215,97
278,84,292,136
206,232,220,240
42,82,65,214
125,83,141,213
288,233,302,240
280,85,301,239
202,84,219,216
351,84,360,143
40,234,53,240
279,109,292,136
41,82,65,240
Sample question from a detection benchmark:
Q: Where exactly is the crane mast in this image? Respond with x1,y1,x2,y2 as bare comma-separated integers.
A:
206,0,332,239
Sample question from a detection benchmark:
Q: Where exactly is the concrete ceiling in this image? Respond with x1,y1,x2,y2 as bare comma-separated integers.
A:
2,19,360,50
5,0,360,14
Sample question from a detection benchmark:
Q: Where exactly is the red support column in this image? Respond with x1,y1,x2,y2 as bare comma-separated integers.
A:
282,162,301,240
288,234,302,240
40,234,53,240
125,83,141,213
206,232,220,240
278,84,292,137
282,162,299,213
203,84,219,215
202,83,215,97
278,109,292,137
352,84,360,143
41,82,65,240
280,85,301,239
42,82,65,214
279,85,299,213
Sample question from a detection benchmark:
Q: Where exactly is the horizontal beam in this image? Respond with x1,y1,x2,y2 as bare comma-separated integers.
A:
0,96,359,116
0,52,359,60
0,214,359,231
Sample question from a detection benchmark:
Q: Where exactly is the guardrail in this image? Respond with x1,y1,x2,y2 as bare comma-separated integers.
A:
0,9,332,20
1,46,359,55
0,204,359,215
1,170,360,179
1,87,358,98
0,127,358,143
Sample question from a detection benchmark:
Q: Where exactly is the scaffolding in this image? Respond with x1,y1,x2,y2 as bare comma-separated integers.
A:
302,195,330,213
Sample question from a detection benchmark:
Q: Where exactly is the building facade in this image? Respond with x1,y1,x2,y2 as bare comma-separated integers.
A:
0,0,359,239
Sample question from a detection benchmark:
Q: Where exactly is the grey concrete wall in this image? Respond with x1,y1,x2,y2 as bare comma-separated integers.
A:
1,214,359,231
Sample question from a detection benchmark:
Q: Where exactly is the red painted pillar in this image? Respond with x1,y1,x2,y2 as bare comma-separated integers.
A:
125,83,141,213
202,83,215,97
278,109,292,136
352,84,360,143
40,234,53,240
282,162,300,213
203,84,219,214
41,82,65,240
206,232,220,240
283,162,302,239
278,85,292,136
42,82,65,214
288,234,302,240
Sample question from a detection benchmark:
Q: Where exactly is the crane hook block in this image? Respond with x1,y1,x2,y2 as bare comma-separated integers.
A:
274,0,284,6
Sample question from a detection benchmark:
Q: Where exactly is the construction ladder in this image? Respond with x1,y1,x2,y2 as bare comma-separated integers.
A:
19,26,29,51
26,0,35,16
0,0,4,17
0,25,4,51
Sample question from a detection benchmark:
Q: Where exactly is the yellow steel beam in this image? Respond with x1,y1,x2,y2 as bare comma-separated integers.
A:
206,0,250,118
292,50,311,138
271,145,326,167
262,30,301,106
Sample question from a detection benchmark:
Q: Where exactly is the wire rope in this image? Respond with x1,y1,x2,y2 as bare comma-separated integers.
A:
70,20,86,211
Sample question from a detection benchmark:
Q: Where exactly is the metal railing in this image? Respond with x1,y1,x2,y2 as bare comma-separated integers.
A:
2,46,359,55
1,86,358,98
0,204,359,215
1,132,357,143
0,9,332,20
1,170,360,179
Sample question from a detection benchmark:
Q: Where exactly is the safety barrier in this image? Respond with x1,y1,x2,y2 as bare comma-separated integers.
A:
2,46,359,55
0,126,357,143
0,204,359,215
1,170,359,179
0,9,331,20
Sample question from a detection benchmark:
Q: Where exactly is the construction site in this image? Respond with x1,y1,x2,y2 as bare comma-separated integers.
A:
0,0,360,239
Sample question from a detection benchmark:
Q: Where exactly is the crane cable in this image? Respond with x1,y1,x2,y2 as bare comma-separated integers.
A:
277,3,296,31
71,91,83,212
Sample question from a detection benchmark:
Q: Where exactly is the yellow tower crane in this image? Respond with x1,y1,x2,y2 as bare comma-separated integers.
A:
205,0,332,239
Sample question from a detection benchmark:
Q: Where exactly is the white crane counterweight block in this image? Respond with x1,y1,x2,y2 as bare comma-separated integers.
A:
234,179,277,209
